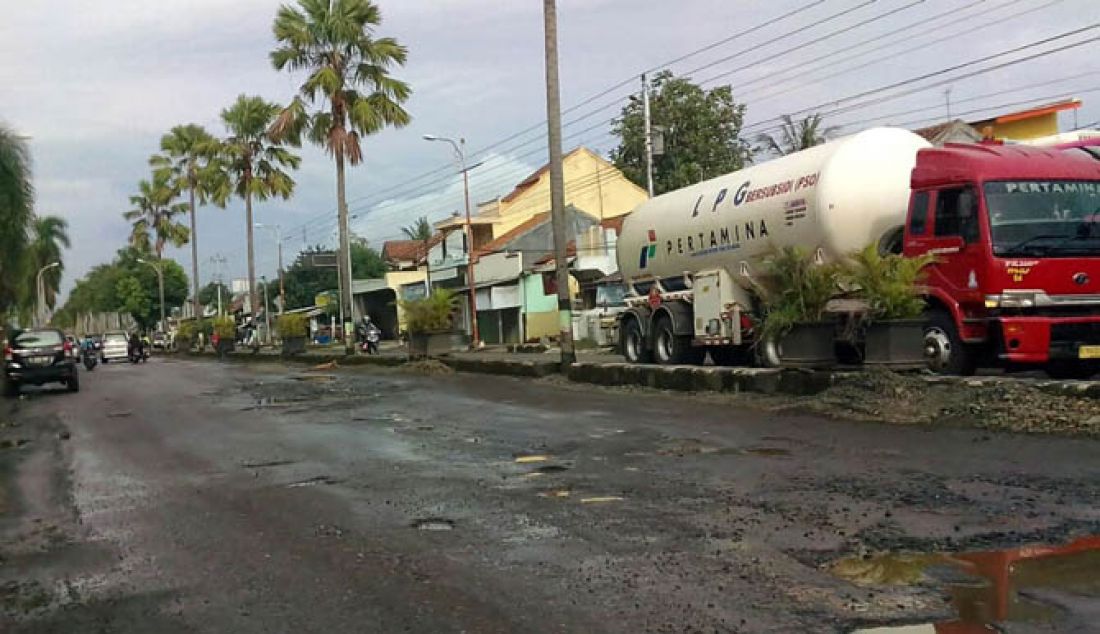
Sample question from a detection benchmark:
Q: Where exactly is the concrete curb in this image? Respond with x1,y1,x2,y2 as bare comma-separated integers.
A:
176,350,1099,400
439,355,559,378
567,362,840,395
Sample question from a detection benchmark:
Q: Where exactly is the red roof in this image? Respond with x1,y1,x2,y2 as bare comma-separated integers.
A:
599,215,626,235
475,212,550,256
382,235,443,263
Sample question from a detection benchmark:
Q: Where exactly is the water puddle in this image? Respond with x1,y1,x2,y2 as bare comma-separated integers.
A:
0,438,30,450
834,535,1100,632
532,464,569,474
412,518,455,531
739,447,791,457
240,459,296,469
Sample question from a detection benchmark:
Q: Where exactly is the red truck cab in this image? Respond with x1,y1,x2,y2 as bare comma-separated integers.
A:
903,143,1100,378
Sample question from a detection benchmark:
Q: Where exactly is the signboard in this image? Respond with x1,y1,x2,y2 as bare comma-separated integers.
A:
306,252,339,268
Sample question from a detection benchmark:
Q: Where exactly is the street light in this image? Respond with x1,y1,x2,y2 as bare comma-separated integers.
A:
254,223,285,316
136,258,165,332
35,262,60,326
423,134,480,348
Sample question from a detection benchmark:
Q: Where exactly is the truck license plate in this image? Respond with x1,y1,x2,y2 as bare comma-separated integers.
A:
1080,345,1100,360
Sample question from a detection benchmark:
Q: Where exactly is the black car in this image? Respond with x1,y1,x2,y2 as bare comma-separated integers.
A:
3,328,79,397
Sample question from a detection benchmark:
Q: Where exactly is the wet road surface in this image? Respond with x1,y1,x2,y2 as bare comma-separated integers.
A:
1,357,1098,633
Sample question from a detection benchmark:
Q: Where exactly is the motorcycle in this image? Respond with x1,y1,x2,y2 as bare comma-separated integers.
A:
359,326,381,355
82,347,97,371
128,345,148,364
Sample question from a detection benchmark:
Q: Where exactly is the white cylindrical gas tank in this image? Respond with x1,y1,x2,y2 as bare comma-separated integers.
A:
617,127,931,287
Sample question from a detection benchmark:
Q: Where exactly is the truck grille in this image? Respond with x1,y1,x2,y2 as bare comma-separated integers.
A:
1051,322,1100,344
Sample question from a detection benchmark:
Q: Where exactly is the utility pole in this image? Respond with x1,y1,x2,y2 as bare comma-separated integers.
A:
642,72,655,198
256,224,286,315
543,0,575,368
35,262,60,327
945,86,953,120
261,275,272,344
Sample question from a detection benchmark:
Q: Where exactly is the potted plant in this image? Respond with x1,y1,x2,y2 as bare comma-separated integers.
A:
758,246,842,368
212,316,236,358
845,245,934,367
398,289,465,358
277,313,309,356
175,320,195,353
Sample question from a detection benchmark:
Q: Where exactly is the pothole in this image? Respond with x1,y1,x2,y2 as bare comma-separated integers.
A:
533,464,570,474
739,447,791,457
0,439,30,450
285,475,341,488
412,518,455,531
241,459,297,469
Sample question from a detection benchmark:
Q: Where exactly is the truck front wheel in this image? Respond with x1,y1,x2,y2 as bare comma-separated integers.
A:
923,310,976,375
621,318,652,364
653,316,703,365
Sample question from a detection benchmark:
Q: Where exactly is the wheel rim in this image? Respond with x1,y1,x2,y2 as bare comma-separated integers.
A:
626,328,643,362
924,327,952,371
656,329,674,363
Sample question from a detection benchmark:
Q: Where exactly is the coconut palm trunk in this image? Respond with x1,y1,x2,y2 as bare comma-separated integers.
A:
188,185,200,317
245,185,258,326
335,153,354,352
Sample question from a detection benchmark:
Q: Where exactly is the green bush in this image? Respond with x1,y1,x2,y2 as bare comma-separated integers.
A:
177,320,195,340
398,289,459,334
276,313,308,338
758,246,842,341
212,316,236,339
845,245,934,320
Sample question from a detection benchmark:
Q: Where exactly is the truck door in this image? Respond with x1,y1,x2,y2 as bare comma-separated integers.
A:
928,185,985,308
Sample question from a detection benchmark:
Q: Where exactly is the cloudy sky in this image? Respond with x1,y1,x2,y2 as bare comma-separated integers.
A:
3,0,1098,298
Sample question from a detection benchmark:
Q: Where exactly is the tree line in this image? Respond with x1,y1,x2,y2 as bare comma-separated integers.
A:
0,125,71,330
56,0,410,327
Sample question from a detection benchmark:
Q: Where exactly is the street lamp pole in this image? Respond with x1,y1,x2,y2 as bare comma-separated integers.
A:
35,262,60,327
137,258,165,332
423,134,480,348
255,224,286,315
261,275,272,344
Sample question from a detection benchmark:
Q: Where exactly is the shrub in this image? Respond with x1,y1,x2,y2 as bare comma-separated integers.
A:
758,246,842,341
398,289,459,334
212,316,236,339
177,320,195,340
845,245,934,320
276,313,308,338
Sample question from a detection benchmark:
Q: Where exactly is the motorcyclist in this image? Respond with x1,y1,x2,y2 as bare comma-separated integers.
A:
359,315,380,355
128,332,144,361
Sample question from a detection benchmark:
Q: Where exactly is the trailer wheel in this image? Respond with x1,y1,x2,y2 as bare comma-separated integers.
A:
923,310,976,375
621,317,652,364
653,316,703,365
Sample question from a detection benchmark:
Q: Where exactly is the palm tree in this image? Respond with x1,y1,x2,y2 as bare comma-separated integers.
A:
150,124,229,317
124,171,190,259
28,215,70,312
220,94,300,324
757,114,838,157
269,0,411,351
0,123,33,318
401,216,432,241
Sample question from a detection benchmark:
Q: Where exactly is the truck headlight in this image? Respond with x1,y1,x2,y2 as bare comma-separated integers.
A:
984,292,1036,309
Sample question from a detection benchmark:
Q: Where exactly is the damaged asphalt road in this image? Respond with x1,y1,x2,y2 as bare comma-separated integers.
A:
1,358,1098,633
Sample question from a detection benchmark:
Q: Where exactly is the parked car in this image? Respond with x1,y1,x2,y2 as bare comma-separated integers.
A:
101,331,130,363
4,328,79,396
151,331,168,351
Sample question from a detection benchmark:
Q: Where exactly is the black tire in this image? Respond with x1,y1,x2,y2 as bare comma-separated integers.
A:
923,309,976,375
621,317,652,364
653,316,704,365
67,370,80,393
1046,361,1099,380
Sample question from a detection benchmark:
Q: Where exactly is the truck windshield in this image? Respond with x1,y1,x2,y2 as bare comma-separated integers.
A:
985,181,1100,257
595,284,626,307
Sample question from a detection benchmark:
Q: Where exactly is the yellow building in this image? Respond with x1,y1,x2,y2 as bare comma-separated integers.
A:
436,146,648,241
970,98,1081,142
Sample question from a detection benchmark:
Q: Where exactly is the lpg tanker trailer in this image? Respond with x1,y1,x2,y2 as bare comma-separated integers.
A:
616,127,1100,378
